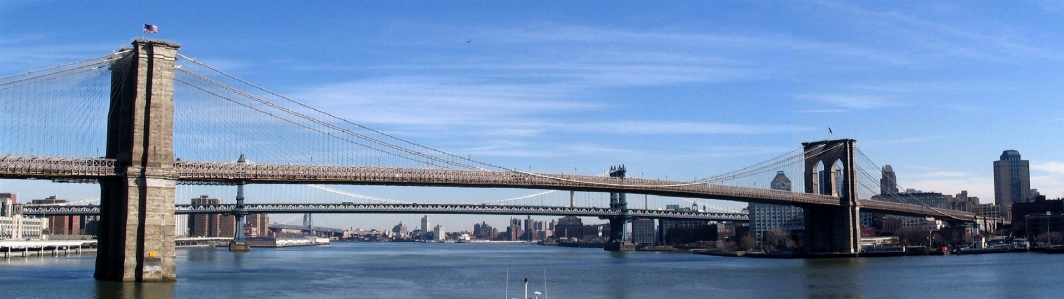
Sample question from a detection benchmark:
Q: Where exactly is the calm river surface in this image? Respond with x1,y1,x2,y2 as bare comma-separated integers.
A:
2,242,1063,298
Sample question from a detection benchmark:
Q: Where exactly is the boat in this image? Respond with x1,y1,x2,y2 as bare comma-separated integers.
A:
956,246,1010,255
1011,238,1031,251
860,246,906,257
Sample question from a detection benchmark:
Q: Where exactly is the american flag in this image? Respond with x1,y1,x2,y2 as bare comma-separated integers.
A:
143,24,158,34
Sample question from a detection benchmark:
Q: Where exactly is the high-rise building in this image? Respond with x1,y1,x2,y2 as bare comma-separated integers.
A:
880,165,898,196
393,221,409,238
632,218,656,246
994,150,1032,211
245,213,270,238
190,195,222,237
748,171,804,246
433,225,445,241
421,215,430,240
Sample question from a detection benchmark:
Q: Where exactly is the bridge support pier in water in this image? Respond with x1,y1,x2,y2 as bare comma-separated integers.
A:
96,40,180,281
604,165,635,251
801,139,860,256
229,155,251,252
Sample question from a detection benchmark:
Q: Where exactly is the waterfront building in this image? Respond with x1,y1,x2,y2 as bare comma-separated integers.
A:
748,171,803,246
245,213,270,238
393,221,409,239
190,195,223,237
994,150,1033,211
661,215,709,246
949,191,979,212
552,216,600,241
0,194,45,240
433,225,445,241
505,221,523,241
1010,197,1064,238
30,196,89,235
1,193,17,216
175,214,189,237
473,221,495,240
975,203,1002,219
632,218,656,246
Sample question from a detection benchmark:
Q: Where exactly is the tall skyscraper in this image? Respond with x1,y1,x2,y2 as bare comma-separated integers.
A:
749,171,804,246
420,215,429,240
993,150,1031,210
880,165,898,196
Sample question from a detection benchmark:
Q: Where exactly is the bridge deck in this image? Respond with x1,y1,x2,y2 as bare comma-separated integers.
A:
2,156,974,221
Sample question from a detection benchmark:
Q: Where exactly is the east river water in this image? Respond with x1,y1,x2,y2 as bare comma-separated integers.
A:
2,242,1063,298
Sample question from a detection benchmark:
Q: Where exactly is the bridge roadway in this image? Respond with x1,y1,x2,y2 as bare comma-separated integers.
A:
21,203,749,221
0,156,973,221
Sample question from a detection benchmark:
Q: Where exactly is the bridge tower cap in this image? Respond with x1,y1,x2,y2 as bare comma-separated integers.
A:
132,39,181,48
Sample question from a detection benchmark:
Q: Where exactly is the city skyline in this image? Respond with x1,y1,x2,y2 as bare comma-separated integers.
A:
3,1,1064,230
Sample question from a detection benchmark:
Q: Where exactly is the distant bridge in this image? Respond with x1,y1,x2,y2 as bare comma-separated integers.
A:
21,203,750,221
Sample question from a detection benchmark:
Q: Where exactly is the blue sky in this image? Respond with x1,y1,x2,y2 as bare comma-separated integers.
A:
3,1,1064,230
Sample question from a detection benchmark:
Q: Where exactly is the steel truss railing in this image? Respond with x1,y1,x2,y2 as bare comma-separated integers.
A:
0,156,116,178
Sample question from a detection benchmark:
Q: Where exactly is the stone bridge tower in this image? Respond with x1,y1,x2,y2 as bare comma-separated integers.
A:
96,40,180,281
801,139,860,255
604,165,635,251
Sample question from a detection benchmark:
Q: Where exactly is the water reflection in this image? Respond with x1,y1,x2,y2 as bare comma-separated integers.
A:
184,247,219,261
95,281,175,299
800,258,864,298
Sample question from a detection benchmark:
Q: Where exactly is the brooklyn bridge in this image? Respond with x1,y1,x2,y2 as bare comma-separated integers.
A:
0,40,973,281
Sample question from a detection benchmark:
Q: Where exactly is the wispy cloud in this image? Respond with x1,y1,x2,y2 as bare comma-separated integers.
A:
887,165,993,197
569,121,808,135
862,136,946,146
813,1,1064,63
0,36,123,73
1032,161,1064,176
795,109,846,114
796,93,899,110
293,76,597,127
1031,162,1064,197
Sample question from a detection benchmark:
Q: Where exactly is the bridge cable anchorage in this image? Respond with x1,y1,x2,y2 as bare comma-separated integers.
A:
174,69,479,170
175,54,509,171
306,184,411,204
855,147,956,218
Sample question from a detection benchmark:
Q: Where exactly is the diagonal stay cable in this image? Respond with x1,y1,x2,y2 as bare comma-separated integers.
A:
177,54,509,171
176,68,476,169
